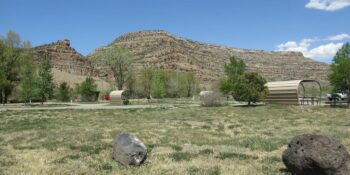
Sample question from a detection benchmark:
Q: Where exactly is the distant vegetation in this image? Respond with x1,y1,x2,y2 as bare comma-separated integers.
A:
135,68,199,99
92,47,134,90
75,77,99,102
218,56,267,105
0,31,36,104
1,30,348,106
328,42,350,107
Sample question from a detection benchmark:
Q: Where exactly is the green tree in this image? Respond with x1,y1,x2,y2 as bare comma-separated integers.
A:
225,56,245,84
78,77,98,102
37,58,54,104
17,61,39,104
5,31,21,48
183,72,198,97
151,71,166,98
218,77,233,100
57,82,71,102
232,72,268,106
0,38,22,104
125,72,136,98
328,43,350,107
140,67,155,99
220,56,246,98
166,71,182,97
0,70,9,105
94,47,133,90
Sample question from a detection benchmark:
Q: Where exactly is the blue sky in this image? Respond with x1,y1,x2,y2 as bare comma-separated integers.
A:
0,0,349,63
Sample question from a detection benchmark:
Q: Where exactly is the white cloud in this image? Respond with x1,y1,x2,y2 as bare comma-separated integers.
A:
307,43,344,62
276,36,345,63
276,39,314,53
306,0,350,11
327,33,350,41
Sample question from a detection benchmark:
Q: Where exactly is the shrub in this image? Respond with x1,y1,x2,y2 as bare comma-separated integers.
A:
77,77,99,102
56,82,71,102
232,72,268,105
201,91,223,107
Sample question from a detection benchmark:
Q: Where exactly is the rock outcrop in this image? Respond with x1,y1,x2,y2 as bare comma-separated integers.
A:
33,39,96,76
32,30,330,86
88,30,330,84
283,134,350,175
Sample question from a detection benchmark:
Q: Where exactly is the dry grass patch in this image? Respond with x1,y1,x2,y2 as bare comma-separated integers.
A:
0,105,349,174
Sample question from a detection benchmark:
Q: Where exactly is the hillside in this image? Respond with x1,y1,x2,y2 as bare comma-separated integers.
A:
32,30,330,87
32,39,110,90
88,30,330,84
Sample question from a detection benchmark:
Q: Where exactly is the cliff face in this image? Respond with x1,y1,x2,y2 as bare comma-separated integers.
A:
32,30,330,86
88,30,330,84
33,39,96,76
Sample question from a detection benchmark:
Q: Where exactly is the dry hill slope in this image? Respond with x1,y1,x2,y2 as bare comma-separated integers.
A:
88,30,330,84
32,30,330,87
32,39,110,90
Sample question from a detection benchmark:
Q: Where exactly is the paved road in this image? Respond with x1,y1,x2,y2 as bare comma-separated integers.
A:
0,103,201,111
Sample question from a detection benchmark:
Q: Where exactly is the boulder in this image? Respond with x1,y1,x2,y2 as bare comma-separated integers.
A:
112,133,147,166
282,134,350,175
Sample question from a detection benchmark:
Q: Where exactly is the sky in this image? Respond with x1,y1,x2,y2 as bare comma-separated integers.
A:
0,0,349,63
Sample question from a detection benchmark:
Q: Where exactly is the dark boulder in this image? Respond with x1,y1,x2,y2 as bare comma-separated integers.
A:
112,133,147,166
282,134,350,175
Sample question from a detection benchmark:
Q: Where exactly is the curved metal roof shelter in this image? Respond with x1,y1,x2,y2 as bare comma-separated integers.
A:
265,80,322,105
110,90,128,105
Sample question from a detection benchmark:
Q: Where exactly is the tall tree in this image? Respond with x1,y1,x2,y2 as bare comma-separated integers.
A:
5,31,21,48
17,60,38,104
225,56,245,84
37,58,54,104
57,82,71,102
232,72,268,106
140,67,155,99
218,77,233,100
22,40,32,49
183,72,197,97
0,70,9,105
151,71,166,98
219,56,246,98
95,47,133,90
328,43,350,107
77,77,98,102
125,72,136,98
0,38,21,104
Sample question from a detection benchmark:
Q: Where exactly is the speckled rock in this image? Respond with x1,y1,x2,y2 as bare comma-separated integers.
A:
282,134,350,175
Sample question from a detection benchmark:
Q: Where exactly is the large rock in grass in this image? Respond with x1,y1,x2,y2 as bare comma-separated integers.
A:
282,134,350,175
112,133,147,166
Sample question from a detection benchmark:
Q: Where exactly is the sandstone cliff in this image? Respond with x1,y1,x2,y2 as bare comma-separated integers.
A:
32,39,110,90
32,30,330,87
88,30,330,84
33,39,96,76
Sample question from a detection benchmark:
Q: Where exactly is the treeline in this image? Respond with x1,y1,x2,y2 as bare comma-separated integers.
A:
0,31,98,104
126,68,199,99
0,31,38,104
93,46,199,100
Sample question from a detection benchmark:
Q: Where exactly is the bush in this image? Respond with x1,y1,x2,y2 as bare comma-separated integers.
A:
77,77,99,102
232,72,268,105
56,82,71,102
201,91,223,107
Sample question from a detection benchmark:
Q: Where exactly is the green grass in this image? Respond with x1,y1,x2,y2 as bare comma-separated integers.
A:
0,105,349,174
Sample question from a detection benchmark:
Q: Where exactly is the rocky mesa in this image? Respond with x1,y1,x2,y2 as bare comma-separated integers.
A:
88,30,330,84
32,30,330,86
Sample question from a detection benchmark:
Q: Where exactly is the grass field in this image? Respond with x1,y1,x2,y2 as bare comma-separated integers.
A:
0,105,349,175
